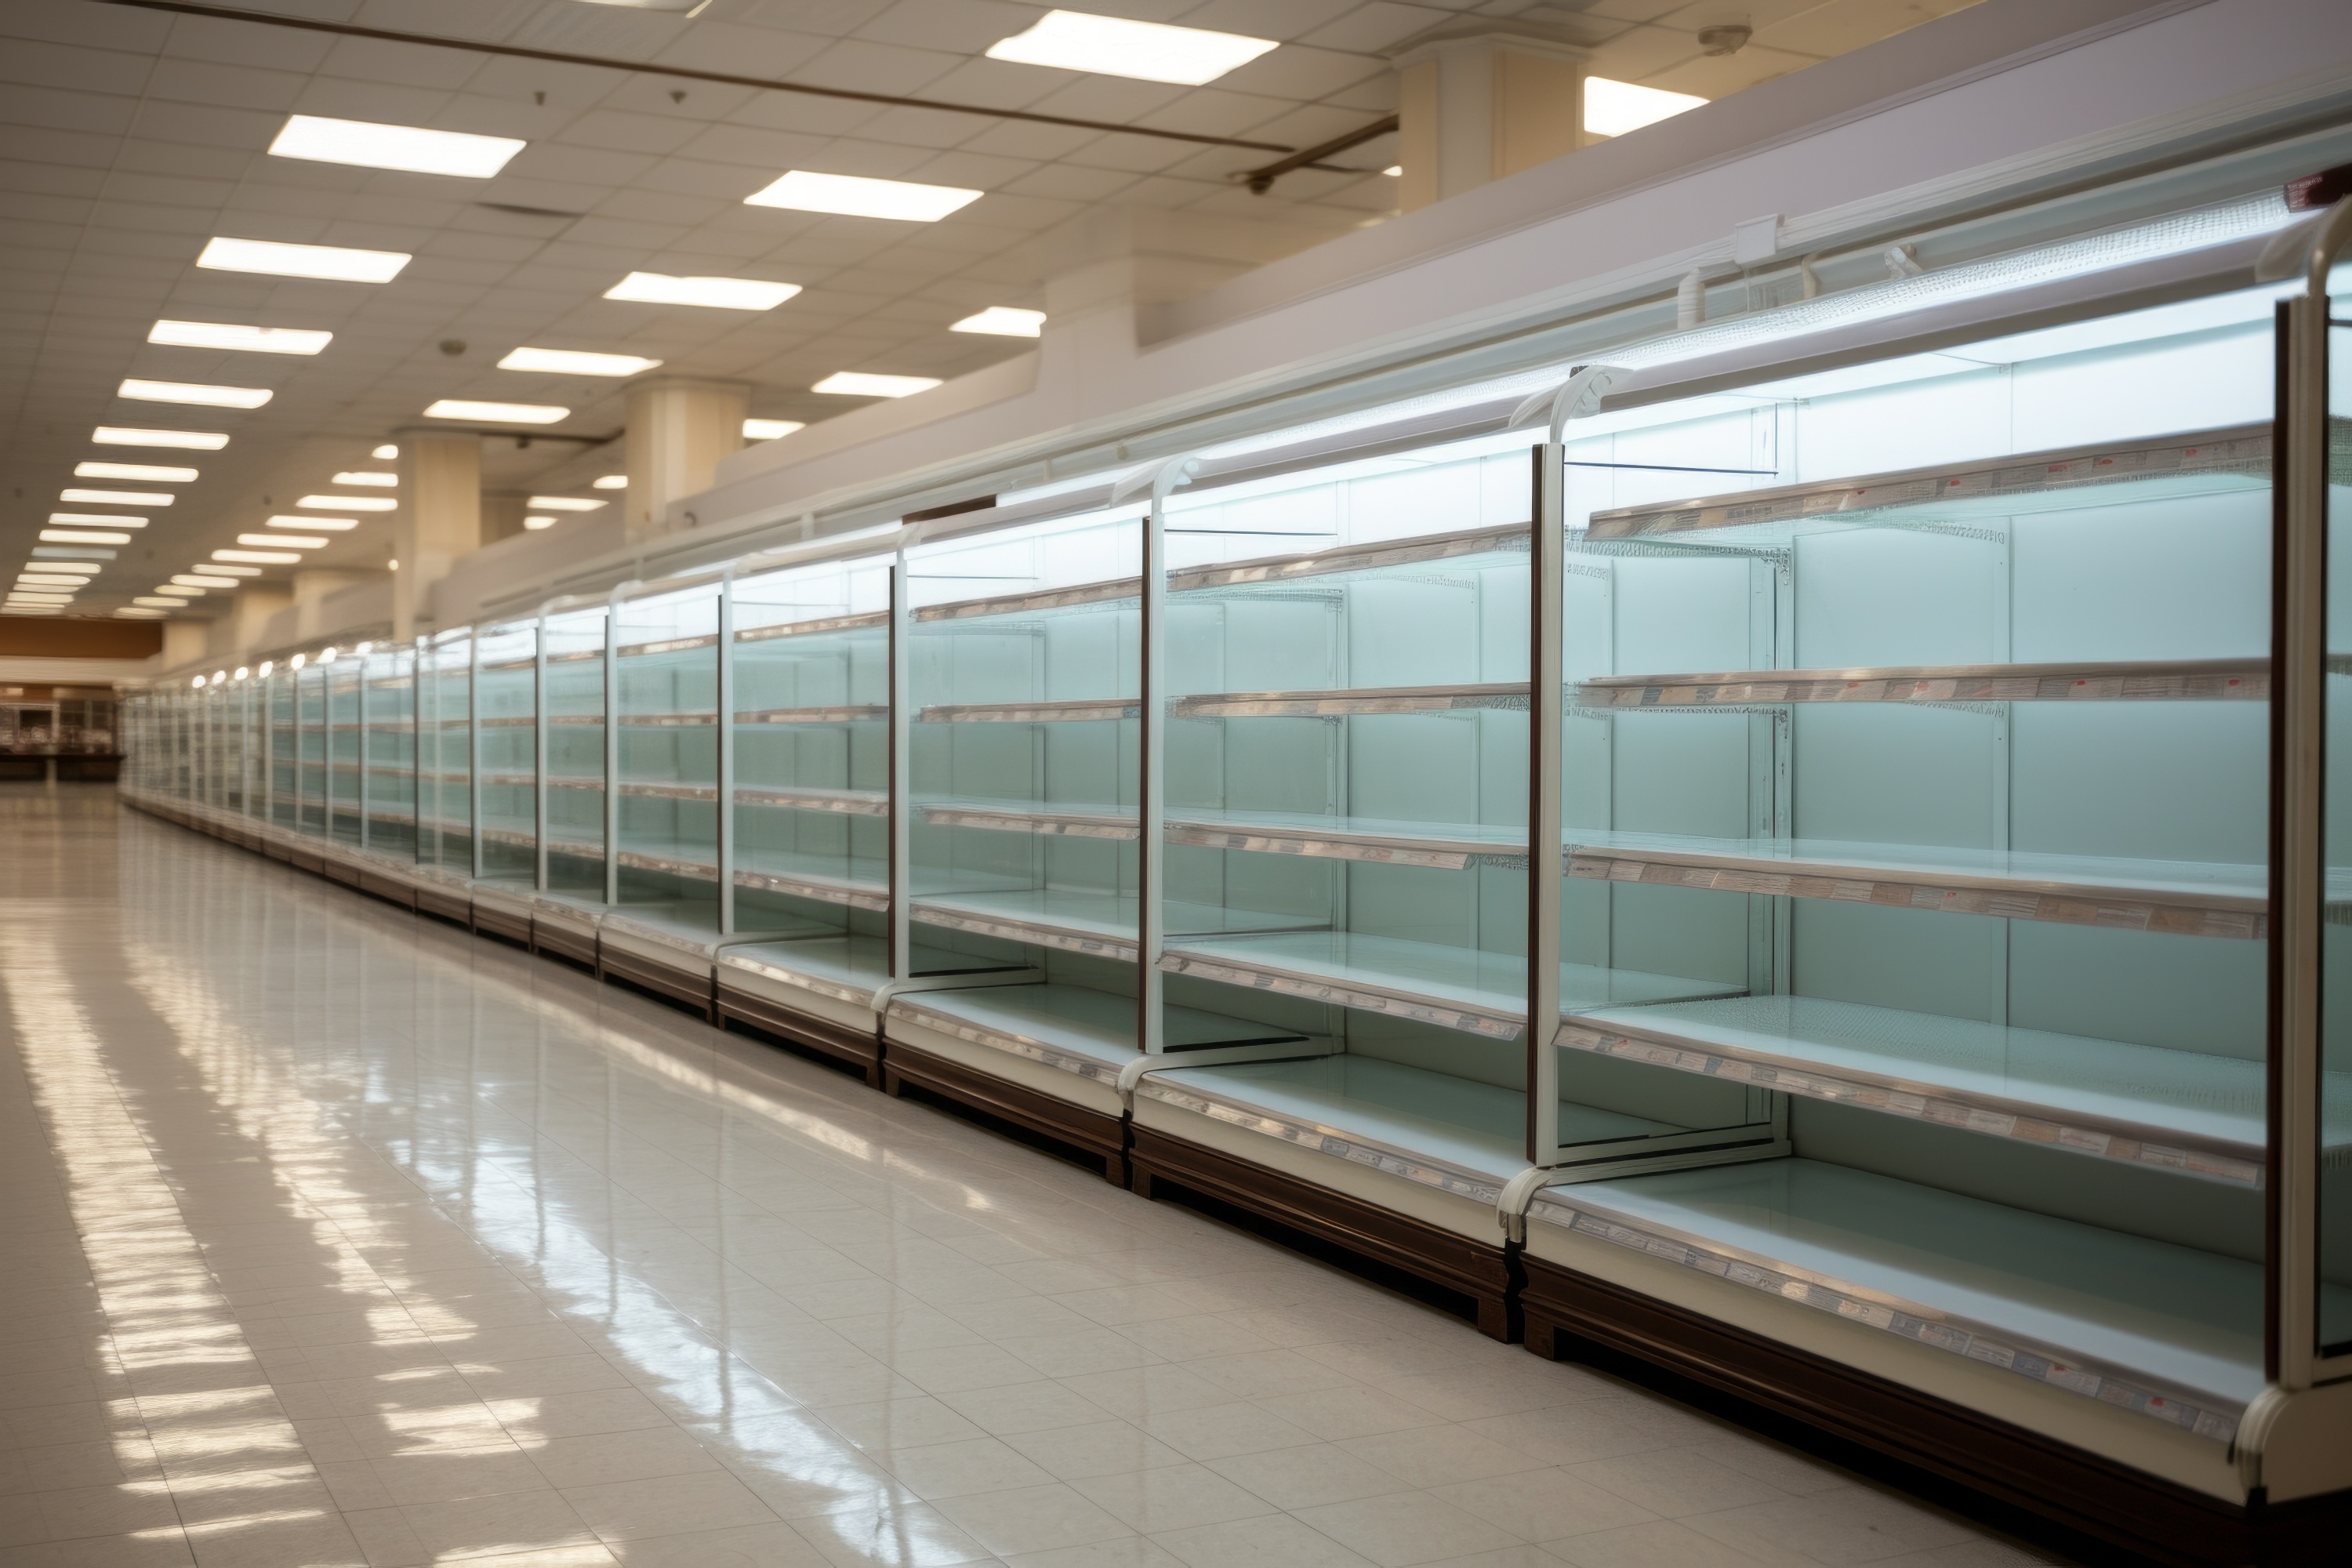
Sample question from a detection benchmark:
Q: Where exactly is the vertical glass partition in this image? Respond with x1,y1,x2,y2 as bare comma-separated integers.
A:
731,552,891,936
296,661,326,835
2319,289,2352,1359
268,670,295,828
474,620,539,882
362,644,416,858
543,608,607,896
419,631,474,873
613,580,720,920
326,652,362,844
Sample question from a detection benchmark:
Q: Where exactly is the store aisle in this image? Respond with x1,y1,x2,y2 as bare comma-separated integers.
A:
0,787,2052,1568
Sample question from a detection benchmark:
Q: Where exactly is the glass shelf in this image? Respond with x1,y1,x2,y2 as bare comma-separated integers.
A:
736,784,886,816
720,934,1028,1007
1172,521,1530,592
1529,1159,2267,1436
736,704,887,724
891,982,1311,1081
733,845,887,911
1557,994,2352,1187
916,580,1136,622
909,887,1325,961
917,698,1136,723
1142,1055,1673,1200
1586,424,2270,545
1579,658,2267,709
737,609,886,644
920,801,1529,869
618,633,719,658
1566,831,2265,939
614,711,718,727
1160,930,1743,1040
1174,683,1530,718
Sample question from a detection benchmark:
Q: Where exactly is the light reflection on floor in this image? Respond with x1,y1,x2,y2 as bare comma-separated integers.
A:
0,788,2052,1566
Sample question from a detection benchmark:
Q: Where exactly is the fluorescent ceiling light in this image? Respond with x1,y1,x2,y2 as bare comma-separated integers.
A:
241,532,325,548
811,372,940,398
117,608,167,618
176,575,239,588
497,346,662,376
42,529,130,544
423,399,568,423
51,513,147,527
93,426,227,449
150,320,331,355
527,495,604,511
743,419,804,440
156,583,203,596
604,272,800,310
986,10,1277,85
330,470,397,486
297,494,394,511
198,236,408,284
74,461,196,482
215,549,301,564
1583,77,1707,139
1384,165,1402,177
31,558,103,570
952,307,1046,337
593,474,627,488
18,575,89,588
204,564,262,576
372,443,397,459
61,488,170,506
273,514,358,531
524,515,557,531
269,114,524,178
118,378,272,408
8,592,71,603
132,597,187,608
744,170,981,223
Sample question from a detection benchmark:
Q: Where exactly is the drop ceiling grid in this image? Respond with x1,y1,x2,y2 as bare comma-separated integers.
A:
2,0,1447,612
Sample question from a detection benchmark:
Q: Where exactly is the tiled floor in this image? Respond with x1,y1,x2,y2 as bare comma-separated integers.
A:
0,786,2065,1567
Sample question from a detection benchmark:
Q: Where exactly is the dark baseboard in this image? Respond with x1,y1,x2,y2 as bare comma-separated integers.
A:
882,1040,1127,1185
471,906,532,947
414,887,470,926
358,871,418,910
1519,1253,2352,1568
597,948,716,1021
1128,1125,1512,1341
717,985,881,1085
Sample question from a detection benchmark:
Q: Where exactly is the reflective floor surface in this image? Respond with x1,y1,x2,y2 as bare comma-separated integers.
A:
0,787,2060,1567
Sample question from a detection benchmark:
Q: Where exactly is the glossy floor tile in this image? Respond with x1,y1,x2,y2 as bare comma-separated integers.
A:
0,788,2068,1567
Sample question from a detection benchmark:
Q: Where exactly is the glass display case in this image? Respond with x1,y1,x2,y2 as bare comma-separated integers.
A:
325,651,361,844
417,631,473,874
361,644,416,858
474,620,538,884
542,606,607,897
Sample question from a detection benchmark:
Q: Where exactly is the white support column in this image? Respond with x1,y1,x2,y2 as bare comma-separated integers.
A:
394,430,481,643
623,377,749,546
1392,24,1588,213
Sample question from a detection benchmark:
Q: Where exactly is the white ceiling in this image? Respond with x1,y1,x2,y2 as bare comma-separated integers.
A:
0,0,1977,619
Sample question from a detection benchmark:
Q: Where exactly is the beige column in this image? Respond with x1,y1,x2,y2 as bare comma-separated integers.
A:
226,586,292,657
624,376,748,544
1393,26,1588,212
394,430,481,641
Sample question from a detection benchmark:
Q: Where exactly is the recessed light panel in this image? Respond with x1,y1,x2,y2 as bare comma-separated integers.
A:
951,307,1046,337
60,488,171,506
42,529,132,544
176,575,240,589
497,347,662,376
132,597,187,608
604,272,801,310
742,419,804,440
811,372,941,398
215,549,300,564
296,495,395,511
269,114,526,178
524,515,557,530
18,575,89,588
149,321,332,354
985,10,1277,85
330,470,397,486
118,379,272,408
273,515,358,531
744,170,981,223
372,444,398,459
93,426,227,449
74,461,197,482
423,400,569,423
117,608,168,618
202,564,262,576
198,237,409,283
1583,77,1708,138
50,513,146,527
526,496,604,511
241,533,326,548
593,474,627,488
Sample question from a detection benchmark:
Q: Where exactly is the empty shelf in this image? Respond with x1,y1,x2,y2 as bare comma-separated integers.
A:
1580,659,2266,708
924,800,1135,839
735,705,887,724
1174,522,1530,592
1141,1055,1673,1202
719,933,1027,1007
891,982,1308,1084
614,712,718,727
1527,1158,2267,1439
1161,930,1742,1039
1556,995,2337,1187
919,698,1137,723
617,633,718,658
920,803,1529,868
916,581,1136,622
909,887,1325,961
1567,832,2264,939
736,784,887,815
1175,684,1530,718
733,848,887,911
737,609,886,643
1586,424,2269,543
